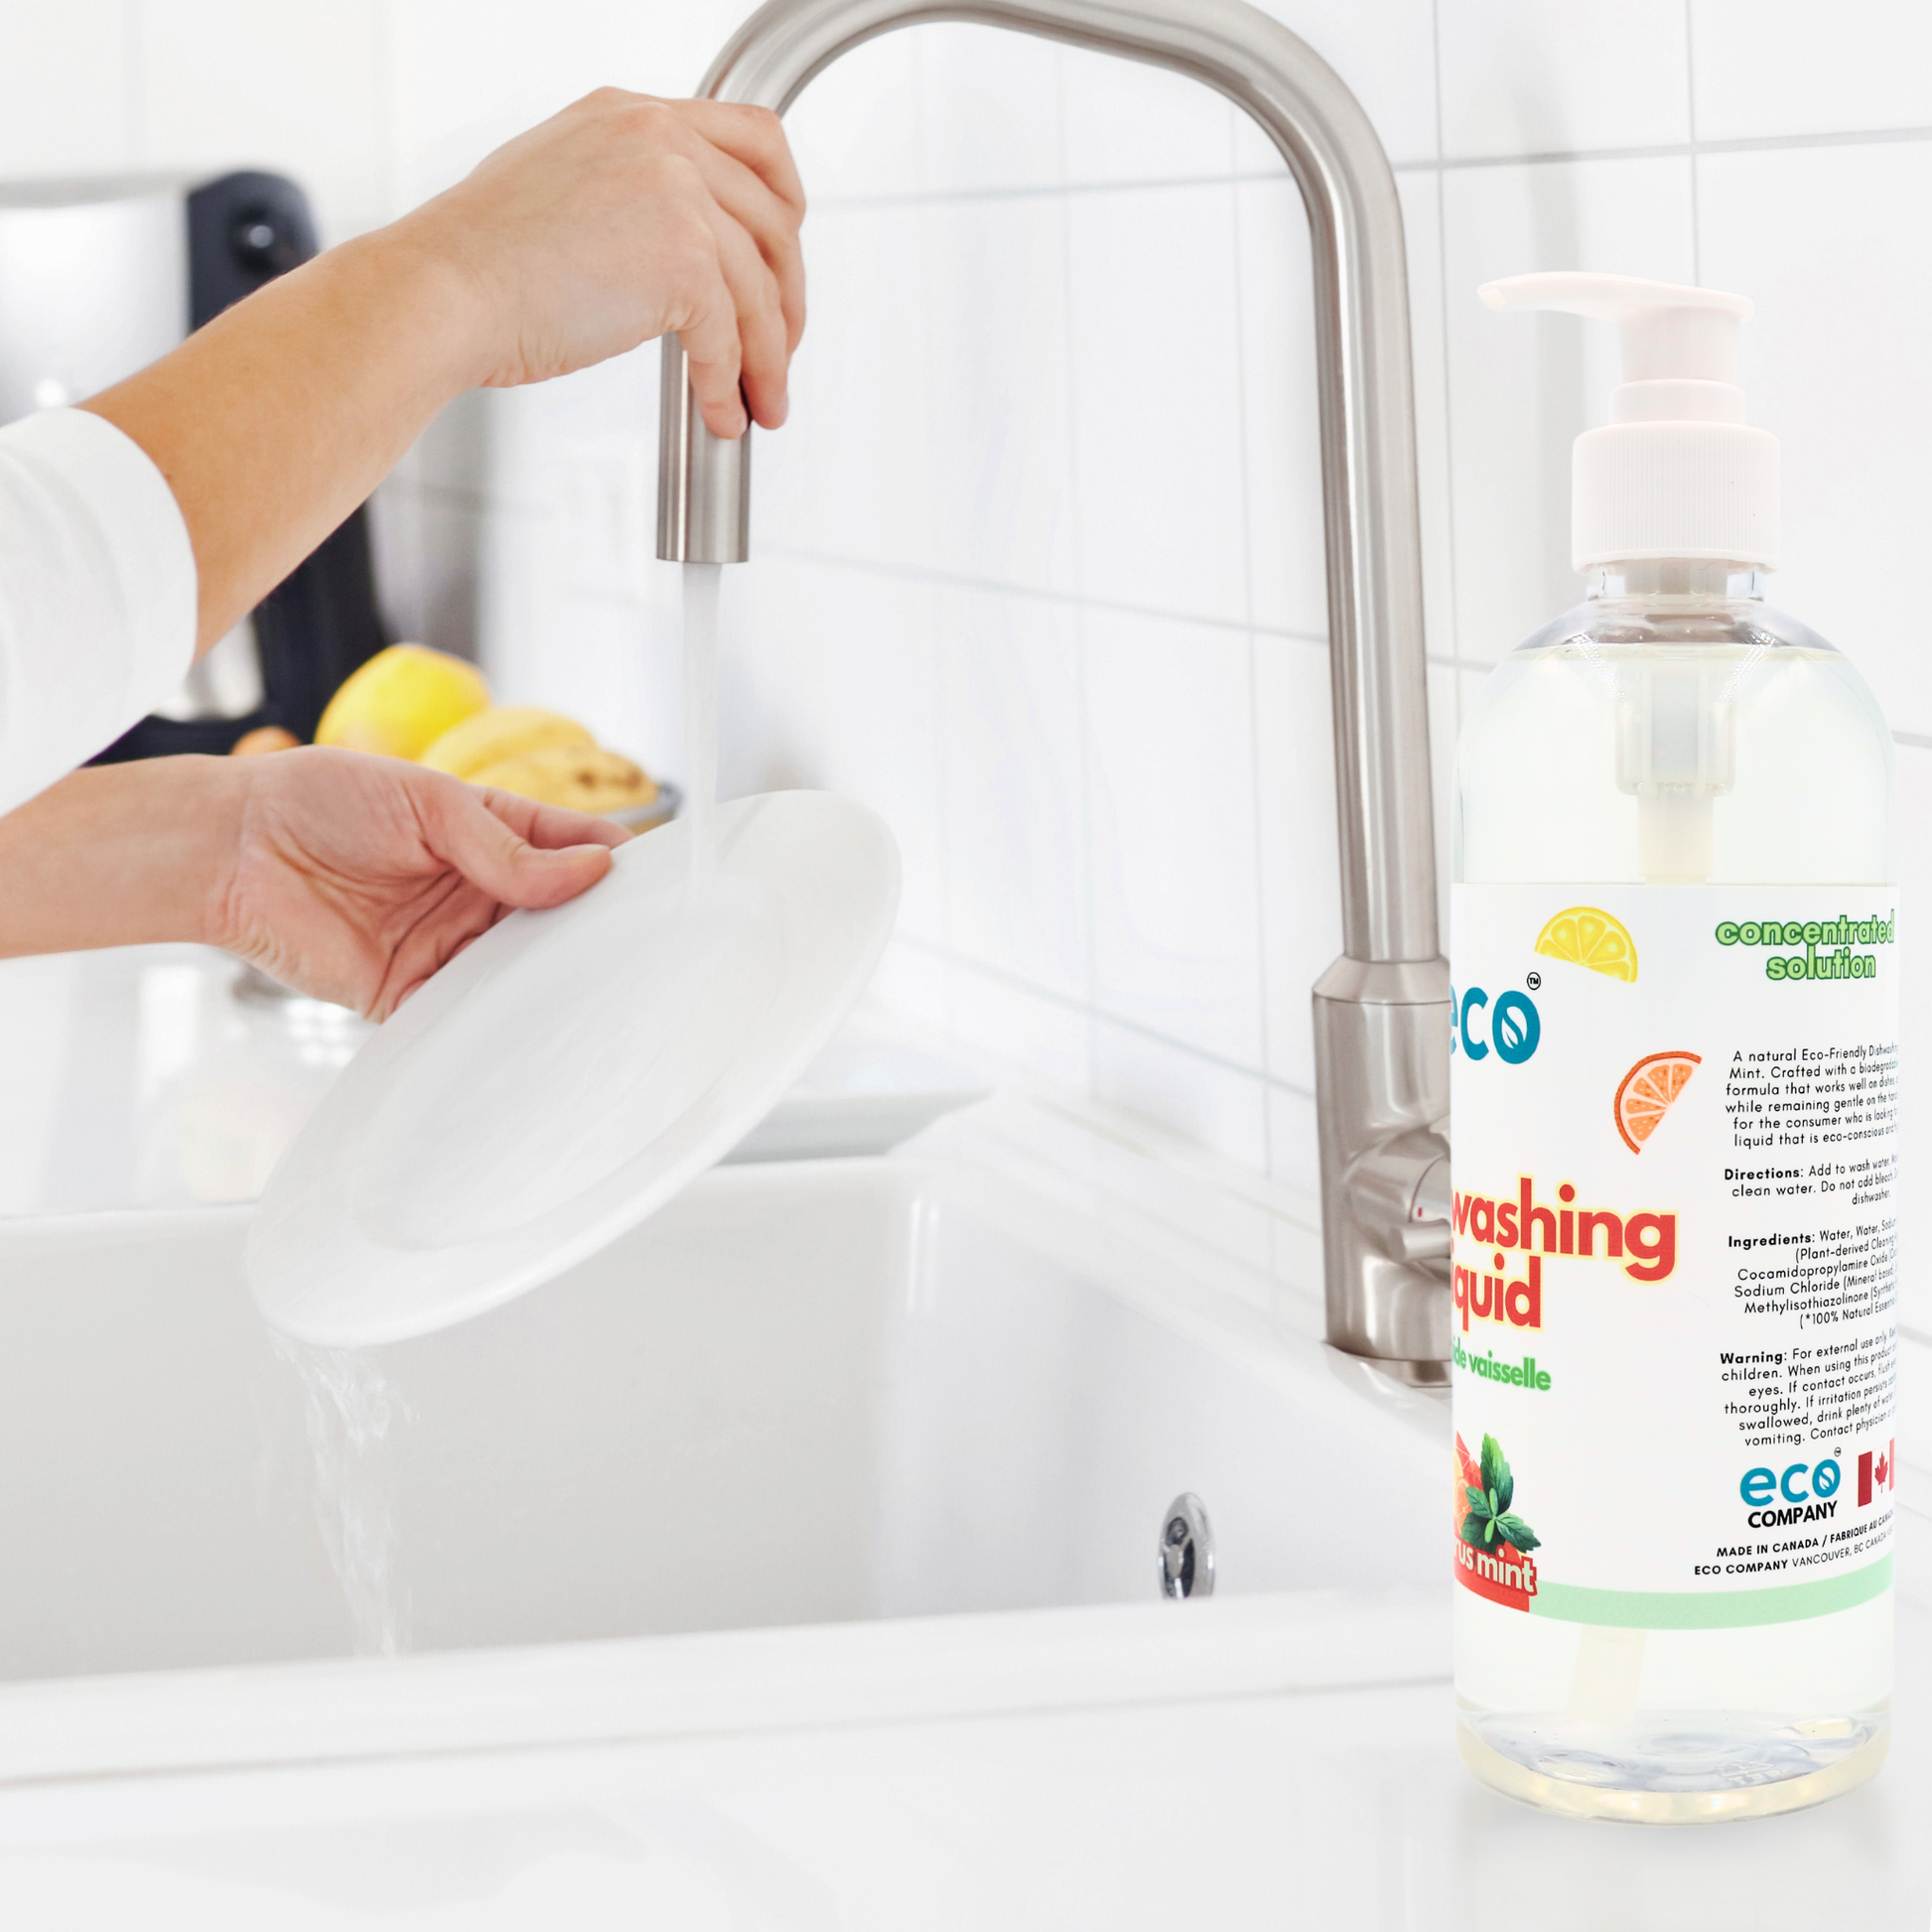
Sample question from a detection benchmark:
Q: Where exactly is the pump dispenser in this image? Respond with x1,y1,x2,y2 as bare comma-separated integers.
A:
1480,273,1778,572
1479,275,1786,885
1449,273,1898,1822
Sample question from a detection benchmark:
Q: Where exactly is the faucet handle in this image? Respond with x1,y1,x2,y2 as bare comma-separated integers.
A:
1348,1128,1450,1266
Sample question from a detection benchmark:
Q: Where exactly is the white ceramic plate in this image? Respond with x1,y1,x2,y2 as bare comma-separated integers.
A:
247,791,900,1346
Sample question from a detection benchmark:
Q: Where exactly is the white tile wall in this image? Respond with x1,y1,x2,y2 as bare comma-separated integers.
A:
1231,176,1325,642
933,586,1089,1003
1237,0,1440,173
1084,606,1264,1070
915,25,1063,197
1065,182,1250,623
0,2,133,180
1690,0,1932,143
1698,141,1932,740
6,1,1932,1305
1437,0,1691,160
919,194,1078,593
134,0,392,238
1441,155,1697,659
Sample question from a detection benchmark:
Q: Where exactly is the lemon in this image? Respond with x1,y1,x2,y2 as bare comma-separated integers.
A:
1534,905,1638,982
315,644,490,760
418,704,596,779
471,744,658,815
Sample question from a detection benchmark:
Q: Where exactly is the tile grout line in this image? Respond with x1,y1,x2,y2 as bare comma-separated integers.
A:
1428,0,1465,865
902,44,956,1035
757,542,1330,649
1227,158,1275,1178
894,932,1317,1102
911,81,959,1035
1429,120,1932,172
121,0,144,166
1047,49,1104,1102
1684,0,1704,285
373,0,402,228
1221,105,1274,1174
805,119,1932,213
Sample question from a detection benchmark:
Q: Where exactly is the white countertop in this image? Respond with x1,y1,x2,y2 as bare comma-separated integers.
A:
0,1544,1922,1929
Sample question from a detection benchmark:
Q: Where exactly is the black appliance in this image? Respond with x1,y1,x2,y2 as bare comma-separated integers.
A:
93,171,387,761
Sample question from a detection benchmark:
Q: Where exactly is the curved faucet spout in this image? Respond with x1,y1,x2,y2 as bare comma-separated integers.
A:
657,0,1452,1371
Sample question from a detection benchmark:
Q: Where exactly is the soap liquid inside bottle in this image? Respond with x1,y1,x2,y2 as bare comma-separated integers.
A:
1452,563,1896,1822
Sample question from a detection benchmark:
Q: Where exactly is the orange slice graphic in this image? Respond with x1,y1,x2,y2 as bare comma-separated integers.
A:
1614,1050,1701,1154
1535,905,1638,981
1454,1436,1481,1535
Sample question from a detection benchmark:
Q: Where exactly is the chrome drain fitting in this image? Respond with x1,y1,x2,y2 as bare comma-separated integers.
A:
1159,1492,1214,1599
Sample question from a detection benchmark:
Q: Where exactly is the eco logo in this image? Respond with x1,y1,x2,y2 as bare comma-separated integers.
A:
1613,1049,1701,1154
1454,904,1642,1071
1454,1432,1541,1609
1535,905,1638,981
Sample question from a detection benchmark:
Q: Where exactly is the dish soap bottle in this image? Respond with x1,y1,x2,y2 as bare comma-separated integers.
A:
1450,273,1897,1822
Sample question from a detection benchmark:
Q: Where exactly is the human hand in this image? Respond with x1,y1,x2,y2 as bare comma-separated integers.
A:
410,90,807,437
84,90,806,660
209,748,627,1020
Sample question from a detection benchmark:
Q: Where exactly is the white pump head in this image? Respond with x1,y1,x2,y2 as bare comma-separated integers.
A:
1480,272,1779,572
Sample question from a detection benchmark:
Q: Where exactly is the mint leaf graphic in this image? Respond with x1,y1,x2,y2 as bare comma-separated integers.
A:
1492,1513,1540,1553
1460,1438,1540,1568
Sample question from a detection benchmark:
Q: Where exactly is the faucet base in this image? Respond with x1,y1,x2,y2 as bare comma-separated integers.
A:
1329,1347,1450,1389
1311,954,1452,1368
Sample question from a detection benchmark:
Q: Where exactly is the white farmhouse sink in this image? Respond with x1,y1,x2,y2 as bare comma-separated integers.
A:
0,1074,1927,1926
0,1150,1441,1683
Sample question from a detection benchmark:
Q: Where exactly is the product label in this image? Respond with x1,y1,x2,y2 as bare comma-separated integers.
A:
1449,888,1898,1629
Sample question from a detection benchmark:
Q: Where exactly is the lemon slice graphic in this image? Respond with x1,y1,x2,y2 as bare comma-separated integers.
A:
1534,905,1637,981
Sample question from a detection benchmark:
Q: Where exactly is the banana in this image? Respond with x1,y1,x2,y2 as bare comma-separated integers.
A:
470,744,658,815
417,704,596,778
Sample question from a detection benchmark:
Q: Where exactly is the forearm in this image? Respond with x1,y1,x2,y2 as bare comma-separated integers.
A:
71,94,803,665
0,761,239,957
80,225,486,657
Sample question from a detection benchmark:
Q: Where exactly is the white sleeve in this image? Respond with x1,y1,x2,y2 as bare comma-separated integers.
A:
0,407,198,817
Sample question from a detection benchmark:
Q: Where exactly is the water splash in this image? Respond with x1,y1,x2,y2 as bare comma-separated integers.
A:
271,1335,409,1655
682,560,721,889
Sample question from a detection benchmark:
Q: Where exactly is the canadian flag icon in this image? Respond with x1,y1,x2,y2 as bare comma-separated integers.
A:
1859,1442,1895,1506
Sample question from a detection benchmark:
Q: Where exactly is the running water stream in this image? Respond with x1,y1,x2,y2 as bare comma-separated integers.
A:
682,561,721,887
272,1336,409,1655
269,566,727,1651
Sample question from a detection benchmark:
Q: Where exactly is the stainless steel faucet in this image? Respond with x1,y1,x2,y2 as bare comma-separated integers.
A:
657,0,1453,1381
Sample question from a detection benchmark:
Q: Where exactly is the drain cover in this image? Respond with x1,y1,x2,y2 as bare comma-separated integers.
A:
1159,1492,1214,1599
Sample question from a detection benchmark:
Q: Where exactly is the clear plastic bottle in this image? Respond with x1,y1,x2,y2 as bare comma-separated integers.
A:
1449,278,1897,1822
1453,563,1895,1820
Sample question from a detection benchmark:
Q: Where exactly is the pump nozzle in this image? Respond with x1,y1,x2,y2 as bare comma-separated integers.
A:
1479,271,1778,571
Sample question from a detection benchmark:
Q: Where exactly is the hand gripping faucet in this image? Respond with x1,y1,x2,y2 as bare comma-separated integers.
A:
657,0,1453,1381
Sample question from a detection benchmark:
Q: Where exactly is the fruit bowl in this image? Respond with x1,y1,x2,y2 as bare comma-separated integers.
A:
608,779,679,834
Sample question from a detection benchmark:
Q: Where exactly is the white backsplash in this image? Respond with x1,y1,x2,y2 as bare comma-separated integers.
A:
4,0,1930,1322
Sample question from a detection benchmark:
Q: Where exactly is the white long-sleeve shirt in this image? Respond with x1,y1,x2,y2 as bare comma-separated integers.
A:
0,408,197,817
